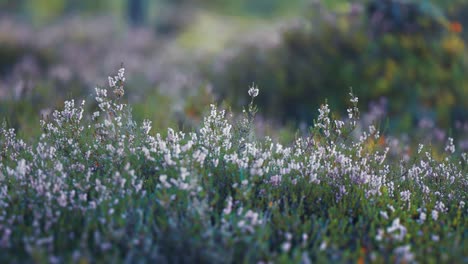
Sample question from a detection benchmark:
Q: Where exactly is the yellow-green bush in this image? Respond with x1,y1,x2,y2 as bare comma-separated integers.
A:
211,1,468,132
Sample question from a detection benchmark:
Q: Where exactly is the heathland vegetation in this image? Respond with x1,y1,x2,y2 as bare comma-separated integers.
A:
0,0,467,263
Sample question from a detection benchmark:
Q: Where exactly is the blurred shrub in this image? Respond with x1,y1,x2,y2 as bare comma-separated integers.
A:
210,0,468,132
199,0,303,17
0,0,123,24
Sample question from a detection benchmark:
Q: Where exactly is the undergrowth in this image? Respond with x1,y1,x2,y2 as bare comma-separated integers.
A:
0,68,466,263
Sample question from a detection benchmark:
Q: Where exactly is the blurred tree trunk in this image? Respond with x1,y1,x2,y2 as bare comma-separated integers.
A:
128,0,146,26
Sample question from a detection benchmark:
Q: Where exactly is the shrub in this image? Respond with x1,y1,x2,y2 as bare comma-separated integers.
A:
0,68,466,263
210,1,468,132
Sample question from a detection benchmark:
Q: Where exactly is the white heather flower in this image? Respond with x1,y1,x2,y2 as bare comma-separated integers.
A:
400,190,411,202
431,235,440,242
334,120,345,135
113,87,125,98
317,104,331,137
106,144,115,153
223,196,233,215
394,245,415,263
16,159,27,178
245,210,260,225
445,137,455,154
380,211,389,220
142,119,152,134
79,193,87,202
118,68,125,80
54,161,63,172
318,104,330,120
387,218,407,242
164,153,175,166
159,175,171,188
422,185,430,194
419,212,426,223
57,192,68,207
100,243,112,251
281,242,291,252
375,229,384,241
435,201,447,213
180,167,189,182
418,144,424,154
248,85,259,98
237,220,245,229
319,241,327,251
270,175,282,186
95,87,107,97
460,201,466,209
349,93,359,104
92,111,100,120
432,210,439,221
0,228,12,247
108,76,116,88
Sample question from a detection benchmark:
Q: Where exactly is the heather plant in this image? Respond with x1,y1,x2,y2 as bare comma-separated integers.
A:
0,15,203,138
0,68,466,263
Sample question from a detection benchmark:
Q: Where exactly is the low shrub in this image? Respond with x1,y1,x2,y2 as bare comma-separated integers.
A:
0,68,466,263
210,1,468,132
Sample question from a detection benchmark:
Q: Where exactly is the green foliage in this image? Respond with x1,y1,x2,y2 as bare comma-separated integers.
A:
211,1,468,132
200,0,304,17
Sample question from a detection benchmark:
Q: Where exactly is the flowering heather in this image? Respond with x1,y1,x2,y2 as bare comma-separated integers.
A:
0,69,466,263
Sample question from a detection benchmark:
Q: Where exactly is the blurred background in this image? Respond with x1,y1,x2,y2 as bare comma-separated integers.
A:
0,0,467,149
